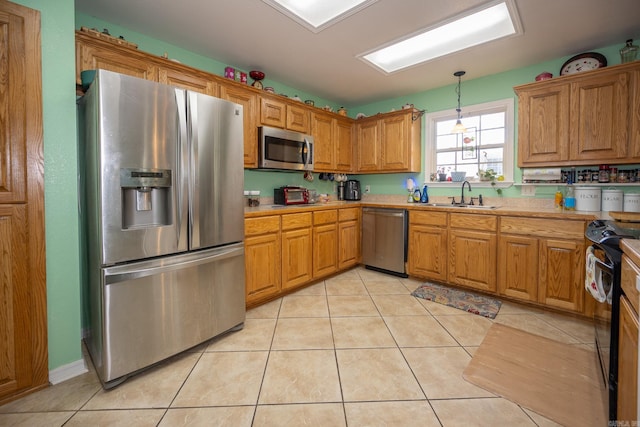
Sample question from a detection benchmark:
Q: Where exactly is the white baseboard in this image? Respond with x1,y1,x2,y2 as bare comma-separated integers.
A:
49,358,88,385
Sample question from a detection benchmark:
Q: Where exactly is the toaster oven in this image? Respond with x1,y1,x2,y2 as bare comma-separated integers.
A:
274,186,309,205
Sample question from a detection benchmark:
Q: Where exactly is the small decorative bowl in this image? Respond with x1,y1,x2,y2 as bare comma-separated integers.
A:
450,171,467,182
535,72,553,81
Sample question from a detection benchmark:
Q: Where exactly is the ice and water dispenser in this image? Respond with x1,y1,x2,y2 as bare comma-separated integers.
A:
120,168,172,229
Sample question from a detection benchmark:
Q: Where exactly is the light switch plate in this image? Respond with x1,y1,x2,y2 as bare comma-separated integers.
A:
636,275,640,292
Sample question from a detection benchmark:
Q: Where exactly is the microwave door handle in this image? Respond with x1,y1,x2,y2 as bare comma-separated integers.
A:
303,138,311,169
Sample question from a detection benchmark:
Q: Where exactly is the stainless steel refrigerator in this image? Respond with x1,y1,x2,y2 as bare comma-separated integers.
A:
78,70,245,388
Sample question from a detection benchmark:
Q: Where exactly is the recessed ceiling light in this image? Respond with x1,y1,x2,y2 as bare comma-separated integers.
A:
360,0,522,74
262,0,378,33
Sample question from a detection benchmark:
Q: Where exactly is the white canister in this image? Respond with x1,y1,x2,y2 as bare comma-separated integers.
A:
601,189,623,212
575,186,601,211
623,193,640,212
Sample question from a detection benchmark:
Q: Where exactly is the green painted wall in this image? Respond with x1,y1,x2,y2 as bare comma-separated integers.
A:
11,1,639,373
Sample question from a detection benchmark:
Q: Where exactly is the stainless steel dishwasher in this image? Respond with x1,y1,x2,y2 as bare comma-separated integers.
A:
362,207,408,277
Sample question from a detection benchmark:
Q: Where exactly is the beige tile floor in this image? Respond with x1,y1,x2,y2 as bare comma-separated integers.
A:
0,267,597,426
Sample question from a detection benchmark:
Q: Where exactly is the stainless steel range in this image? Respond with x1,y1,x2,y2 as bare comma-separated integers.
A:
585,219,640,422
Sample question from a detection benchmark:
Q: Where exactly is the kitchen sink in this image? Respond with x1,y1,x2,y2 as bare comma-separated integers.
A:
420,203,498,209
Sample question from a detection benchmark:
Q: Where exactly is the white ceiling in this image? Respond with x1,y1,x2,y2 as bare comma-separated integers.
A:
75,0,640,105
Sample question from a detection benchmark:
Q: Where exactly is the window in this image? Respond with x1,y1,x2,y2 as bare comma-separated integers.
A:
424,98,514,184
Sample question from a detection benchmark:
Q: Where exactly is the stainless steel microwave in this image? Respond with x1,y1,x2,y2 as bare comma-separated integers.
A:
258,126,314,171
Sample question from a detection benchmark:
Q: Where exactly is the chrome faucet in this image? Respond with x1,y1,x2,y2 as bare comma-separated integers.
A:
460,180,472,204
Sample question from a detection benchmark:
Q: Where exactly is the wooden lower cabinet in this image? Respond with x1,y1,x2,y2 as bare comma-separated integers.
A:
499,216,586,313
618,252,639,421
408,211,448,282
617,295,639,422
281,213,313,290
498,234,539,301
245,207,360,306
448,214,497,292
538,238,584,312
338,208,360,269
244,216,281,304
313,210,338,278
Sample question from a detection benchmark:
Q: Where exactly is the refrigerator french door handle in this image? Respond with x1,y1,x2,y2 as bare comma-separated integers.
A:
187,92,199,248
104,245,244,285
175,88,189,249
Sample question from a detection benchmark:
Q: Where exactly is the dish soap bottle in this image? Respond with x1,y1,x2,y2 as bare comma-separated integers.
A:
420,185,429,203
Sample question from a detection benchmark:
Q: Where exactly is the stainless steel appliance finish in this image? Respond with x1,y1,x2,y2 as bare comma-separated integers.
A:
78,70,246,388
585,219,640,422
258,126,314,171
362,208,408,277
344,179,361,201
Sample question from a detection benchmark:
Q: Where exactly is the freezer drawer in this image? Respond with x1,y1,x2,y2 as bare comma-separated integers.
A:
362,208,408,277
85,243,245,387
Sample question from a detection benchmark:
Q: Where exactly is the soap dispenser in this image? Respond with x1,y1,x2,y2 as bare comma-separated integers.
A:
420,185,429,203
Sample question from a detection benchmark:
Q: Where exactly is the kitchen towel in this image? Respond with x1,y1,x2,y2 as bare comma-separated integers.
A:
584,246,609,303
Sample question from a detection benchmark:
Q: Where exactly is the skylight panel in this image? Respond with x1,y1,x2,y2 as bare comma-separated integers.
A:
262,0,378,33
360,0,522,73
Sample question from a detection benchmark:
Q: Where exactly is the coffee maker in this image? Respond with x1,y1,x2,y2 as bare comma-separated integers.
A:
344,180,361,201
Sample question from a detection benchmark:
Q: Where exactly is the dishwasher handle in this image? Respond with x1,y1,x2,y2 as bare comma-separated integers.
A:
363,208,406,218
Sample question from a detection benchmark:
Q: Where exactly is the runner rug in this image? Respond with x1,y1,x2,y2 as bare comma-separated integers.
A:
463,323,606,427
411,282,501,319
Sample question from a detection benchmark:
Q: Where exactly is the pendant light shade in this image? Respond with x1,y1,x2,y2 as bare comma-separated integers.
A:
452,70,467,134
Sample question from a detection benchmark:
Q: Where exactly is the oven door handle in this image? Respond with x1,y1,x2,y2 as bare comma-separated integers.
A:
590,245,614,274
594,257,614,274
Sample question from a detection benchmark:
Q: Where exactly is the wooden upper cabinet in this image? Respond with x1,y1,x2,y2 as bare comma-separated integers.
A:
334,117,353,172
355,109,421,173
311,112,353,173
570,70,629,161
259,95,310,133
356,119,380,172
260,96,287,128
76,34,157,82
157,66,217,96
311,111,335,171
631,67,640,158
515,61,640,167
219,84,258,168
287,103,310,133
380,112,411,170
516,83,570,165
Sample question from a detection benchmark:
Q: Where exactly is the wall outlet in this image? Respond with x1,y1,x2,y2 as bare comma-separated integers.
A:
521,185,536,196
365,185,371,193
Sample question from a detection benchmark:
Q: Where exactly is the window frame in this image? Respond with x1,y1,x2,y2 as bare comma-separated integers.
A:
424,98,515,186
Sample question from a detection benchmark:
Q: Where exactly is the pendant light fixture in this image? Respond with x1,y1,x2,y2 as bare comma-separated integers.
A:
451,70,467,134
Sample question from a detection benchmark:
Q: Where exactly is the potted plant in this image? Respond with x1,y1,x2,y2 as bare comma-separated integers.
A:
476,168,502,195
